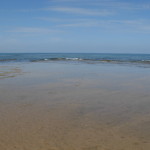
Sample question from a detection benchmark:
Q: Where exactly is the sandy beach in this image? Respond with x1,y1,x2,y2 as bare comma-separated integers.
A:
0,62,150,150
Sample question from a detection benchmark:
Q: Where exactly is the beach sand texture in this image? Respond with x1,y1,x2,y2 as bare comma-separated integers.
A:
0,63,150,150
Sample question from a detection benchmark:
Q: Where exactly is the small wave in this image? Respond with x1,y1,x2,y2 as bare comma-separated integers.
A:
99,60,118,63
142,59,150,61
29,57,150,65
66,58,83,61
0,59,17,62
140,60,150,64
31,57,83,62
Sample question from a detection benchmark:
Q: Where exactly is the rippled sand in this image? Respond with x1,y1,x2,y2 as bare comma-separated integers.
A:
0,62,150,150
0,66,22,79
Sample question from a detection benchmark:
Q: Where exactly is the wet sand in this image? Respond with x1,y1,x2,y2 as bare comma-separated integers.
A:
0,62,150,150
0,66,22,79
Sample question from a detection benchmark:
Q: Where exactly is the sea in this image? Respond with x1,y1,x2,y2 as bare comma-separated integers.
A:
1,53,150,67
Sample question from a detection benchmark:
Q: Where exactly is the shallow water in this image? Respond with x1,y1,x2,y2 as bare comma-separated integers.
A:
0,62,150,150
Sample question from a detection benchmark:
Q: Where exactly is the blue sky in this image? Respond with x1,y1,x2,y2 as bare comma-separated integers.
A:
0,0,150,53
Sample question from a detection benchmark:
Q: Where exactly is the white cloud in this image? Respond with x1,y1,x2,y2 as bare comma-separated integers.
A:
36,17,65,22
57,22,99,27
48,0,150,10
53,18,150,33
49,0,77,2
91,0,150,10
7,27,62,34
35,16,150,33
44,7,115,16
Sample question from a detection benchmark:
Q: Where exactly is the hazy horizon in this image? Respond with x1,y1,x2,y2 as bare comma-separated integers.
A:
0,52,150,55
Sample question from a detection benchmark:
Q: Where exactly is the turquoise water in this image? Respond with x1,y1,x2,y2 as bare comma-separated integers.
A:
0,53,150,65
